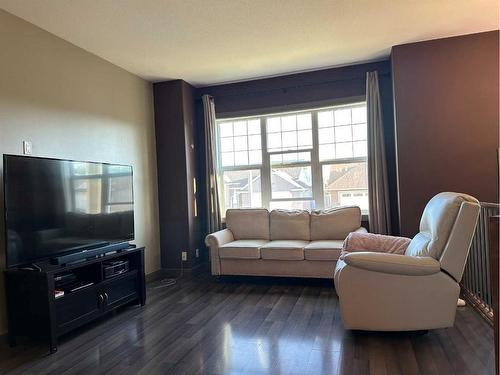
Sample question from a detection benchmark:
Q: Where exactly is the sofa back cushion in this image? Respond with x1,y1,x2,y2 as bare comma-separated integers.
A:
310,206,361,240
270,209,310,240
226,208,270,240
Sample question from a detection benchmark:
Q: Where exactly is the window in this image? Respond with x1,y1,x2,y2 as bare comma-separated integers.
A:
216,102,368,215
218,119,262,167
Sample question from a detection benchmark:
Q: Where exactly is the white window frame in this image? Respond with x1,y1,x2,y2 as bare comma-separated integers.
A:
216,102,368,216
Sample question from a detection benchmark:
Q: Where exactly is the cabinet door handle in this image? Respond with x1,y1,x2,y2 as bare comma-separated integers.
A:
98,293,104,306
104,292,109,303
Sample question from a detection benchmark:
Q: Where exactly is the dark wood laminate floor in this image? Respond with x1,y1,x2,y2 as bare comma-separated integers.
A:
0,274,494,375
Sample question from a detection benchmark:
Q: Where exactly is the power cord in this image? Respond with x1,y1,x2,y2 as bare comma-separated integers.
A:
153,257,184,289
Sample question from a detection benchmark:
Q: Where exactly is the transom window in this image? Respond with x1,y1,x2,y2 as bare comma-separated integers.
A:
216,102,368,215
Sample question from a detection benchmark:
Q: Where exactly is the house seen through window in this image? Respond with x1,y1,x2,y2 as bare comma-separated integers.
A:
216,102,368,216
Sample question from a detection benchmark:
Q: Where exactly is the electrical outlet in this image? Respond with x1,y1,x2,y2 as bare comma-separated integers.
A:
181,251,187,261
195,248,199,258
23,140,32,155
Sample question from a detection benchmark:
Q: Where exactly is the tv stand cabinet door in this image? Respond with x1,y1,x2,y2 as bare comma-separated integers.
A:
101,271,140,310
55,286,101,335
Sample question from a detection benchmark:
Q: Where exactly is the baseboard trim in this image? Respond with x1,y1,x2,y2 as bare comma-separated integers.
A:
147,262,207,282
145,269,170,283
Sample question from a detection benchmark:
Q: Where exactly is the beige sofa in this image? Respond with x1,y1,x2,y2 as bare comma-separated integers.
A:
334,192,480,331
205,207,366,278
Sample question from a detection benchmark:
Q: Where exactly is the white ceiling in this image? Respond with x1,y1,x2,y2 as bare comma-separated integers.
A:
1,0,498,86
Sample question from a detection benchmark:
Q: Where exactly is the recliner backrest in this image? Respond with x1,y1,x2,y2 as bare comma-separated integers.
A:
405,193,480,275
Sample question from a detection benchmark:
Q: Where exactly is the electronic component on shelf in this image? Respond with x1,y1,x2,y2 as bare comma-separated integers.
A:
54,290,65,299
103,260,129,279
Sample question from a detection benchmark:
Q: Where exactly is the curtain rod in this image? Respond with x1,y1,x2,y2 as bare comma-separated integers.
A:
197,70,391,101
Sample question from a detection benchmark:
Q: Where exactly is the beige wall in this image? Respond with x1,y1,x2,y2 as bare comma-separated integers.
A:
0,10,161,334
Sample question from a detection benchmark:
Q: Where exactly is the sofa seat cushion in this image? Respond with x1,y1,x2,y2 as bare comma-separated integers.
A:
260,240,307,260
219,240,268,259
304,240,344,261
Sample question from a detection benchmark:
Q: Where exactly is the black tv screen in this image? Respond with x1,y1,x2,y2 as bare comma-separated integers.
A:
3,155,134,267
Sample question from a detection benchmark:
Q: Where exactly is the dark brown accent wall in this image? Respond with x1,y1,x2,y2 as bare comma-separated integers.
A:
196,61,399,234
392,31,499,236
153,80,200,271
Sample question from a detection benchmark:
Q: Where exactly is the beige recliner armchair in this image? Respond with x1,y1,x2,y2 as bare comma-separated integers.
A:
334,192,480,331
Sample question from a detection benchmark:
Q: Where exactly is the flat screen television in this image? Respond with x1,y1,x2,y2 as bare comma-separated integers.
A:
3,155,134,268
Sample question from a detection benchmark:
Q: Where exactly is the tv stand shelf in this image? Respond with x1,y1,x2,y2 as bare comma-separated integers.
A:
4,246,146,354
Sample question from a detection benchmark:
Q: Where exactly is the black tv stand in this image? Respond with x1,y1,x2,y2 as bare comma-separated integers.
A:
4,245,146,354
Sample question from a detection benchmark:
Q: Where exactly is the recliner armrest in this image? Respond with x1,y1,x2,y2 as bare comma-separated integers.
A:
353,227,368,234
205,229,234,248
343,252,441,276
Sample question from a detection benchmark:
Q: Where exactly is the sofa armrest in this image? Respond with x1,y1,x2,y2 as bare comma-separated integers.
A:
343,252,440,276
205,229,234,248
205,229,234,276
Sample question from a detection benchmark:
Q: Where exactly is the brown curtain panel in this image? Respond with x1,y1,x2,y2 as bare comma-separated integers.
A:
366,71,391,234
202,95,223,233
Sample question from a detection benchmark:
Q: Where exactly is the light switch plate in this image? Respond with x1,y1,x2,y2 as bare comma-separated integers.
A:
182,251,187,261
23,140,32,155
195,249,199,258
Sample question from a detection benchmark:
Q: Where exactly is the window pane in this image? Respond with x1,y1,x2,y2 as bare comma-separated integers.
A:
335,125,352,142
233,121,247,136
318,127,334,144
322,162,368,213
222,170,261,211
297,130,312,147
219,122,233,137
352,107,367,124
217,118,262,167
267,132,282,150
267,117,281,133
220,137,234,152
248,134,261,150
352,123,367,141
271,152,310,166
249,150,262,165
334,108,351,125
281,115,296,131
271,166,312,199
282,131,297,149
270,200,314,210
353,141,367,157
297,114,312,130
319,144,335,161
336,142,353,158
280,152,296,163
233,136,247,151
247,119,261,134
270,154,282,164
266,113,311,152
221,152,234,167
318,110,333,128
234,151,248,165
